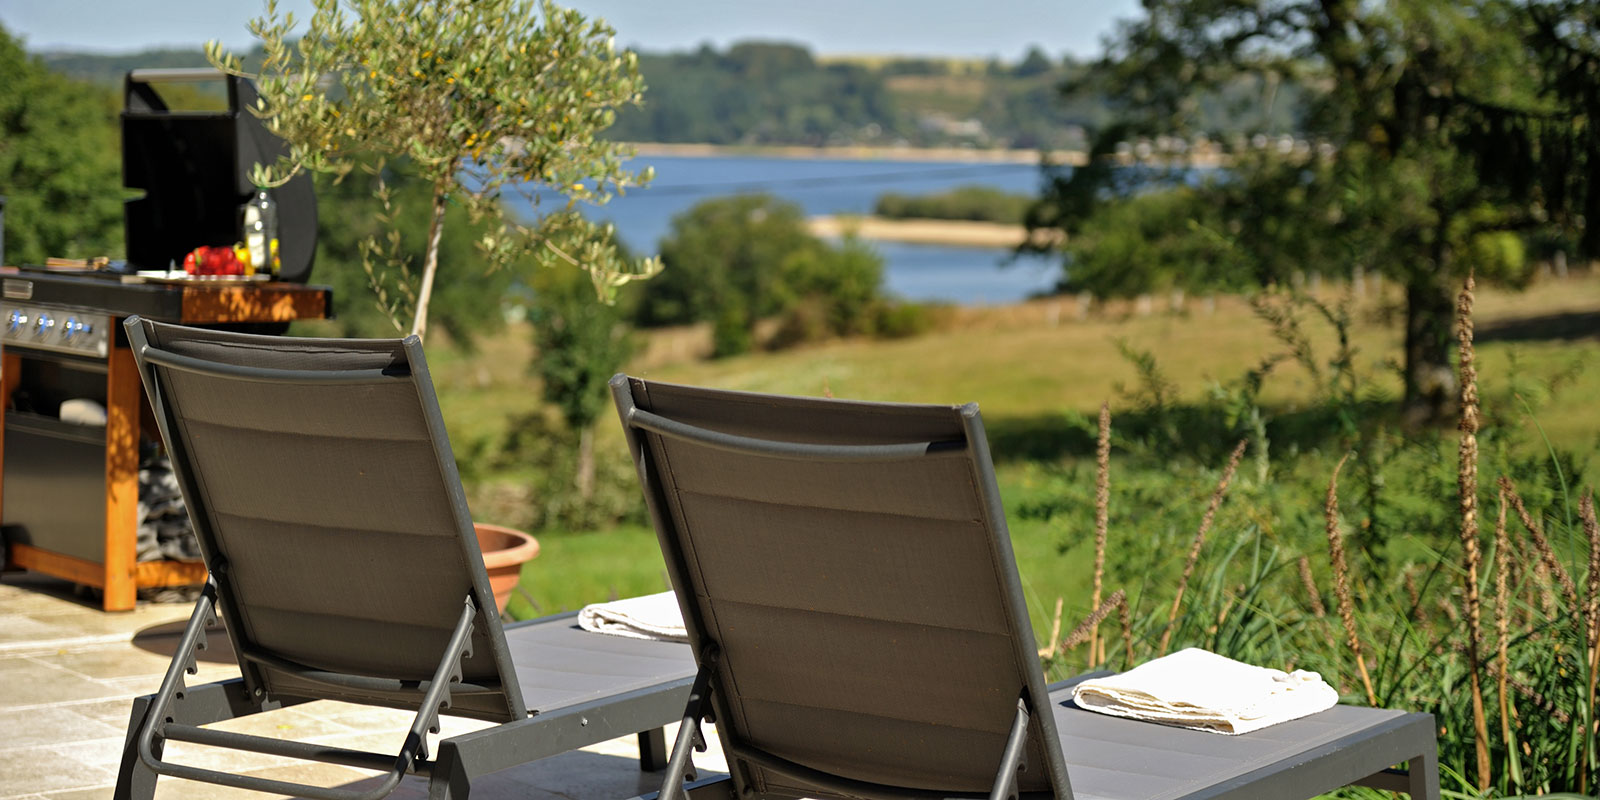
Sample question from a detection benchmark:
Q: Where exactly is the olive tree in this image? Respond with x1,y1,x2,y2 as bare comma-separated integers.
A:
208,0,659,341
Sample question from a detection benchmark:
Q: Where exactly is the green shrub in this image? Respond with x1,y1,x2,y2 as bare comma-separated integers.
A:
871,301,937,339
467,410,645,533
711,306,754,358
637,194,898,354
874,184,1034,224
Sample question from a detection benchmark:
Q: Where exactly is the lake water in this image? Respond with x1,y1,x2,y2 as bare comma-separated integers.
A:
505,154,1064,305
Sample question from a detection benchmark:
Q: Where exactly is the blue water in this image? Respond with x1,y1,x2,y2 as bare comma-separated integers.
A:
505,154,1063,305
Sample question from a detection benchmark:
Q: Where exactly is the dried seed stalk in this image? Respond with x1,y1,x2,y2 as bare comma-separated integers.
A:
1090,401,1111,660
1326,452,1377,706
1299,556,1326,617
1038,596,1065,659
1455,272,1491,790
1501,476,1580,610
1583,490,1599,659
1404,568,1423,623
1584,489,1599,794
1507,677,1572,725
1158,439,1247,656
1062,590,1126,651
1534,562,1557,616
1117,593,1135,665
1494,487,1519,790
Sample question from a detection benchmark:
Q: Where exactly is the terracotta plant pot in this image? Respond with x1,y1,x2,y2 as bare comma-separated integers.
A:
473,523,540,614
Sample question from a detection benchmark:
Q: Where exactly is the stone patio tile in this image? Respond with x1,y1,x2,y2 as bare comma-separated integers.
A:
334,747,696,800
0,577,92,613
148,761,378,800
315,702,495,745
316,703,417,730
493,749,685,799
96,663,243,698
0,658,125,707
71,697,143,726
0,745,118,796
198,704,369,742
20,597,191,629
38,735,127,771
145,737,289,776
25,644,178,681
0,615,70,649
34,789,109,800
0,707,122,751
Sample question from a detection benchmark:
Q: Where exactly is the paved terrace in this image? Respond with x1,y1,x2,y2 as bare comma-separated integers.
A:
0,573,726,800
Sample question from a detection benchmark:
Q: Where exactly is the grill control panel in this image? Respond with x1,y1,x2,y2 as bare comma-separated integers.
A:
1,303,111,359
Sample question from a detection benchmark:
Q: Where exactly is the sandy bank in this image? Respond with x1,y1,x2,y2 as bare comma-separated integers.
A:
806,214,1064,249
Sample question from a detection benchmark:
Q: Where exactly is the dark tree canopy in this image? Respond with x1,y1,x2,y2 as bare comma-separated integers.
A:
0,26,123,265
1031,0,1595,424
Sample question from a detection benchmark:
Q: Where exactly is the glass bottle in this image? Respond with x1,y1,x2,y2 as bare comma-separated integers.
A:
255,189,279,278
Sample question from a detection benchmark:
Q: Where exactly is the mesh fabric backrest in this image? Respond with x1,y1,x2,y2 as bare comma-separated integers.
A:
626,379,1053,796
137,320,513,720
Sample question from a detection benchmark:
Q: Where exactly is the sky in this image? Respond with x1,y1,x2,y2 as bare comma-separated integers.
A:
1,0,1140,60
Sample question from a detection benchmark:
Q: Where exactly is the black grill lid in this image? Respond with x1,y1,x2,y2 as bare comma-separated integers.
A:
121,69,316,283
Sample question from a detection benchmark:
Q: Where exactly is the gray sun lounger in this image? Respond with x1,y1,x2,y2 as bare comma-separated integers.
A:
610,375,1440,800
113,319,697,800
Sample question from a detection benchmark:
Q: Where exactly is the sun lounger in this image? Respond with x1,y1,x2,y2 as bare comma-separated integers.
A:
610,375,1439,800
113,320,696,800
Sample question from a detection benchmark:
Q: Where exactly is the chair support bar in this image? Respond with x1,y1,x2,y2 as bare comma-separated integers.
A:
988,699,1031,800
134,587,481,800
657,646,720,800
162,723,423,774
140,345,409,385
626,408,966,463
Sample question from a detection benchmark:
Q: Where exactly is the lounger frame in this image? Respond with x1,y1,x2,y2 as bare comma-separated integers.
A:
113,320,690,800
611,375,1439,800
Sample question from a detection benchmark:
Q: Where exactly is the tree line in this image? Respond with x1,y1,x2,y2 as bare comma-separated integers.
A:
36,39,1306,153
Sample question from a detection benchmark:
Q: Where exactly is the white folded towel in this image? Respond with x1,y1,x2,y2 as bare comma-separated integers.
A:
577,591,688,643
1070,648,1339,735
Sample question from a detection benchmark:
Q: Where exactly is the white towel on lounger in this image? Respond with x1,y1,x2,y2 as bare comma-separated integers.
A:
577,591,688,643
1070,648,1339,735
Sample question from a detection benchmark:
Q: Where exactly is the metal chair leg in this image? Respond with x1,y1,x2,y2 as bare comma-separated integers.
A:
1408,746,1441,800
657,660,716,800
639,727,669,772
988,699,1031,800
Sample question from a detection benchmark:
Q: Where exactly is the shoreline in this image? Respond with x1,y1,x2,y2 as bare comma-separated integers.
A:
806,214,1063,249
624,141,1087,166
623,141,1231,168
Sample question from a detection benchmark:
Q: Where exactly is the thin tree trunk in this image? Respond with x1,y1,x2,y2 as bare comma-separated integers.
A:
410,189,449,342
576,426,595,501
1402,268,1458,427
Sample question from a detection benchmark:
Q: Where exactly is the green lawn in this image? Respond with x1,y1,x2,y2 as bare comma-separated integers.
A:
429,274,1600,631
436,272,1600,798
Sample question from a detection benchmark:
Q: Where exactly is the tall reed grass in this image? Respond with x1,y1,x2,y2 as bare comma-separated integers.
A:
1035,275,1597,798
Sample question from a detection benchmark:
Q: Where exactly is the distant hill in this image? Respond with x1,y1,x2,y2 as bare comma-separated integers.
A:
40,47,213,84
37,42,1307,152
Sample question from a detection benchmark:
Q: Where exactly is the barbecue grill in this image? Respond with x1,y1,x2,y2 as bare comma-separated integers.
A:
1,69,330,611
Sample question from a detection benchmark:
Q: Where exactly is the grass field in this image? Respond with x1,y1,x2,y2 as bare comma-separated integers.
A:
420,272,1600,629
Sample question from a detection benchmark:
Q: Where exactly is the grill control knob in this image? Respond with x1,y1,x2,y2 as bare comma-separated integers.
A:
35,313,55,336
63,316,80,340
6,310,25,334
